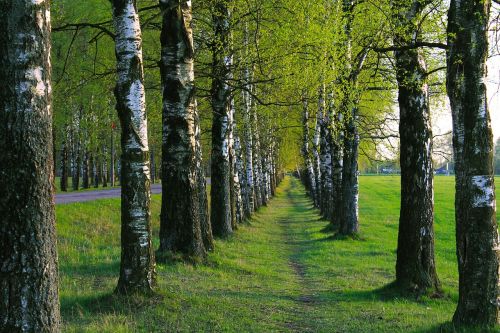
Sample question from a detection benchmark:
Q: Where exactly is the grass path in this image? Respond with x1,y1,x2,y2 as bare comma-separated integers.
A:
58,176,498,332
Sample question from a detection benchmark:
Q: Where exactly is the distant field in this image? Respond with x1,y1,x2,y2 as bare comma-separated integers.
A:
56,176,499,332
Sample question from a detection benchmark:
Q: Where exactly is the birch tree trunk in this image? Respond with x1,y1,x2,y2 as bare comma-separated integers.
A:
234,128,245,224
82,150,90,189
0,0,61,330
228,64,241,228
211,0,234,236
319,87,333,221
339,103,360,235
338,0,361,236
94,152,100,188
110,129,115,187
61,135,69,192
158,0,214,257
447,0,500,326
252,98,264,209
112,0,155,294
331,108,343,227
393,0,440,293
101,145,108,187
89,153,94,187
312,110,322,208
241,24,255,217
302,96,316,199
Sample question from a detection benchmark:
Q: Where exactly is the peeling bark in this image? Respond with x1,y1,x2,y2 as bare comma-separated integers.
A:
0,0,61,331
112,0,156,294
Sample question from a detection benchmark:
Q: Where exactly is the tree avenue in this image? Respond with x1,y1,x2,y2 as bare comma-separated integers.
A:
1,0,500,331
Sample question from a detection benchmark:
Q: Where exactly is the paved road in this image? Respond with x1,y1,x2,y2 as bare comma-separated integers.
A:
55,178,212,204
55,184,162,205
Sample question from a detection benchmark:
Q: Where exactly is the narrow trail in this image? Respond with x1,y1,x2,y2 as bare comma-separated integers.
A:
269,177,325,332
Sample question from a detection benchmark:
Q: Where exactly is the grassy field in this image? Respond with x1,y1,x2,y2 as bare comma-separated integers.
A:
56,176,499,332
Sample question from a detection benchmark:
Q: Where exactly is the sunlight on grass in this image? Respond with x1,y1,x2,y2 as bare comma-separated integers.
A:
56,176,499,332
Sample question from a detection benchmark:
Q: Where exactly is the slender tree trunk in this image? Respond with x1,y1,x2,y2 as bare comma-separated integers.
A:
312,111,322,207
61,135,69,192
71,113,81,191
112,0,155,294
331,109,343,227
195,101,214,251
338,0,362,236
233,128,245,224
82,150,90,189
53,124,57,180
110,128,115,187
101,145,108,187
260,132,270,205
319,87,333,221
339,104,360,235
0,1,61,330
393,0,440,293
252,98,264,209
228,67,240,229
447,0,500,326
211,0,234,237
241,25,255,217
158,0,213,258
302,96,316,199
150,148,155,184
94,152,100,188
89,153,94,187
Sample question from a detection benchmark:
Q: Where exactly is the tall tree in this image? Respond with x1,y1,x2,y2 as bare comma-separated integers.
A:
111,0,156,294
0,0,61,331
211,0,234,237
392,0,440,293
338,0,366,236
446,0,500,326
158,0,213,258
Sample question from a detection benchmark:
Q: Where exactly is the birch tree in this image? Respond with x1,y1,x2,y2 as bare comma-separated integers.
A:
302,96,317,198
338,0,366,236
0,0,61,330
157,0,214,258
210,0,234,237
111,0,156,294
392,0,440,293
446,0,500,326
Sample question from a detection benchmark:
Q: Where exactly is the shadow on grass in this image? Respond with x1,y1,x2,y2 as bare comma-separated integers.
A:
61,290,166,319
320,223,338,233
320,281,447,304
317,231,367,242
414,322,500,333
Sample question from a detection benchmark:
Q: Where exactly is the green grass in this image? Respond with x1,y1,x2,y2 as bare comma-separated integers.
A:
56,176,500,332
